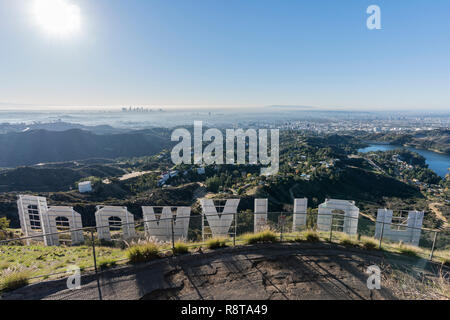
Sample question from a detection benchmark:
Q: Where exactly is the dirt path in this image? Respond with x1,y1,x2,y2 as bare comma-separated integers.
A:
429,202,448,230
349,154,387,175
119,170,156,181
192,183,207,200
288,183,299,202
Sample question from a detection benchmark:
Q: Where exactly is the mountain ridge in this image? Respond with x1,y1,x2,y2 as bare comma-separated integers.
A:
0,128,172,167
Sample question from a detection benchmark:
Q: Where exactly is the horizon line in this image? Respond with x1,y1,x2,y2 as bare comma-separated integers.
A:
0,103,449,114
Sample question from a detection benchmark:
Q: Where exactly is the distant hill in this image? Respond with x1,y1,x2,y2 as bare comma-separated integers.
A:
0,128,173,167
0,165,124,192
0,121,124,135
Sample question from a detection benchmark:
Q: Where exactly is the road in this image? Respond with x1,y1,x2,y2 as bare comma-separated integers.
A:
348,154,387,175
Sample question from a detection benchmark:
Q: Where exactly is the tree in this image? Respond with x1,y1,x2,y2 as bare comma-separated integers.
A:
206,176,221,193
0,217,10,230
443,174,450,189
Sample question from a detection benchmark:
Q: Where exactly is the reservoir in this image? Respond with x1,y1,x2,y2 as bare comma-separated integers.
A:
358,144,450,178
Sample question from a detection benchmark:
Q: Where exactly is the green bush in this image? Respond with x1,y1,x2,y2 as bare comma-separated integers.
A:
0,217,10,231
340,236,358,247
242,230,278,245
205,176,221,193
97,258,117,270
0,262,10,271
0,270,29,292
206,237,228,249
361,238,378,250
84,238,116,248
172,242,189,255
397,243,420,257
126,243,160,264
304,230,320,242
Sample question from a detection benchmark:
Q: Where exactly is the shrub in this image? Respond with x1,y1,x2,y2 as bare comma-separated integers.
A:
340,236,358,247
124,236,164,248
97,258,117,270
78,262,90,271
361,238,378,250
126,243,160,264
0,261,10,271
172,242,189,255
397,242,420,257
0,217,10,231
205,176,221,193
0,268,30,292
242,230,278,245
304,230,320,242
206,237,228,249
84,238,115,248
434,268,450,299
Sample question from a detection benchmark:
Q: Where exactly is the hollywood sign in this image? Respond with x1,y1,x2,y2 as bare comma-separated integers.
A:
16,195,423,247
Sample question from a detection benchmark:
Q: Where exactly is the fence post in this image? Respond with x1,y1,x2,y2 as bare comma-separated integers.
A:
233,212,236,246
171,217,175,251
329,213,333,242
280,215,284,242
379,221,385,250
91,229,102,300
201,213,204,243
429,231,438,261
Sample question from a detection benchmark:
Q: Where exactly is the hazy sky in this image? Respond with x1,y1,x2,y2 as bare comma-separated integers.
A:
0,0,449,111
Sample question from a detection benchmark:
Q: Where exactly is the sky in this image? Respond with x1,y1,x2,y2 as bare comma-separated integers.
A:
0,0,449,111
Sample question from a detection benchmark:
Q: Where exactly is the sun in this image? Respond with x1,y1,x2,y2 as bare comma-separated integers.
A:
32,0,81,37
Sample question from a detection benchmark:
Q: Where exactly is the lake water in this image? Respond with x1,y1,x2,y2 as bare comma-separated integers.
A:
358,144,450,178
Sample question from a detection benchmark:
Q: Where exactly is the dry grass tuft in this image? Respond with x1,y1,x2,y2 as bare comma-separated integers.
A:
0,266,30,292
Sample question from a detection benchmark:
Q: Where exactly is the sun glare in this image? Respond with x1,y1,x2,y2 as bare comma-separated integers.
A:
32,0,81,37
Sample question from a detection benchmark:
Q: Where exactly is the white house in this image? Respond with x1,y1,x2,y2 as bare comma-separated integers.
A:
78,181,92,193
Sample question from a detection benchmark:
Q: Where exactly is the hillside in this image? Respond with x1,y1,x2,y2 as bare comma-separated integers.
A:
0,128,173,167
0,165,124,192
262,165,423,209
0,182,201,228
0,121,124,135
361,129,450,154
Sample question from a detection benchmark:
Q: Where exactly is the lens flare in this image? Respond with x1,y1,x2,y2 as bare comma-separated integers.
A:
32,0,81,36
